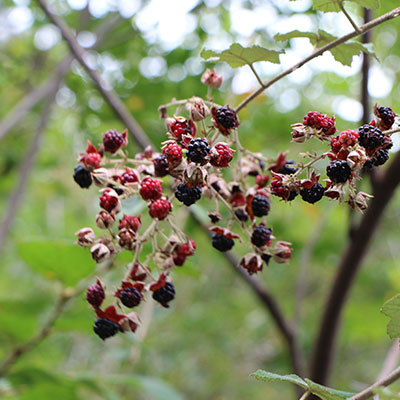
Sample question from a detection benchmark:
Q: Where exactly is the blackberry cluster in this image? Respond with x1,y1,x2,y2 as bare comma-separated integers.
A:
214,106,239,129
300,183,324,204
152,282,176,308
372,149,389,166
187,138,210,164
212,233,234,252
251,225,272,247
376,106,396,130
251,195,270,217
326,161,352,183
175,184,202,206
119,287,141,308
278,161,298,175
73,165,92,188
93,318,121,340
358,125,385,150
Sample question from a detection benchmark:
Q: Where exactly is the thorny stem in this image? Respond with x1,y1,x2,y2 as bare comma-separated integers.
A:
234,6,400,112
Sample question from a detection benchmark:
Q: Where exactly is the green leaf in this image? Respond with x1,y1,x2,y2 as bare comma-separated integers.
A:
350,0,380,10
18,239,94,286
201,43,283,68
312,0,341,12
373,387,400,400
251,370,355,400
274,30,317,42
331,41,377,66
381,294,400,339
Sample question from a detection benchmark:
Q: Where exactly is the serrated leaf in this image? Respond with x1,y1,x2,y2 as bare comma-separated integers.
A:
274,30,317,42
201,43,283,68
251,370,308,389
313,0,341,12
251,371,355,400
381,294,400,339
350,0,380,10
331,41,377,66
18,239,94,286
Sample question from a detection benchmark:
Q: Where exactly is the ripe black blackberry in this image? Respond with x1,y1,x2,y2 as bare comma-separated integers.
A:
251,225,272,247
93,318,121,340
300,183,324,204
153,154,169,177
326,160,352,183
235,209,249,222
287,190,298,201
372,149,389,166
152,282,176,308
175,184,202,206
187,138,210,164
215,106,239,129
212,233,234,252
251,195,270,217
376,106,396,130
278,160,298,175
73,165,92,188
119,287,141,308
358,125,385,150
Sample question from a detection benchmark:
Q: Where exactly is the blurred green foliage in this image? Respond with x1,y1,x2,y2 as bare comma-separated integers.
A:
1,0,400,399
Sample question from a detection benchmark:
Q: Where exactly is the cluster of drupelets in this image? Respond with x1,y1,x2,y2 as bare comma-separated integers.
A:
73,70,397,340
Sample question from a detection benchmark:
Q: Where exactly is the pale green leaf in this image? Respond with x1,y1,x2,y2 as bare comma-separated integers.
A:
381,294,400,339
313,0,341,12
331,41,377,66
373,387,400,400
201,43,283,68
274,30,317,42
18,239,94,286
350,0,380,10
251,371,355,400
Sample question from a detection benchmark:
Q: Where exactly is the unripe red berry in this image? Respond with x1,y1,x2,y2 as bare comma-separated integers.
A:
86,280,105,308
140,177,162,201
149,199,171,220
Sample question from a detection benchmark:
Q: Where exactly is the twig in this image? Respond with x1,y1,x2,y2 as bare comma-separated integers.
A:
0,260,114,376
0,14,121,142
38,0,151,150
338,1,361,33
234,6,400,112
349,365,400,400
310,150,400,386
299,390,311,400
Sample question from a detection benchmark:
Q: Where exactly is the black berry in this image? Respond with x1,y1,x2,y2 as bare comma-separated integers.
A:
251,225,272,247
235,209,248,222
278,160,298,175
326,160,352,183
251,195,270,217
358,125,385,150
376,106,396,130
300,183,324,204
187,138,210,164
73,165,92,188
119,287,141,308
372,149,389,166
93,318,121,340
152,282,176,308
212,233,234,252
103,130,124,153
175,184,202,206
215,106,239,130
153,154,170,177
287,190,298,201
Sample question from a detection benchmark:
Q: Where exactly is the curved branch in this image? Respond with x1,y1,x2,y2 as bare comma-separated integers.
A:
310,150,400,385
235,6,400,113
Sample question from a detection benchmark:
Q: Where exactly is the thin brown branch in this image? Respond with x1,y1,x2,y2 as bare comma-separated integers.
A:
338,1,361,33
38,0,151,150
0,260,114,376
235,6,400,113
0,14,120,142
349,365,400,400
310,150,400,386
37,0,305,379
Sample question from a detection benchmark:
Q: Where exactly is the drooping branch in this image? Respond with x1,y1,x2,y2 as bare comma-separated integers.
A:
37,0,151,150
37,0,304,377
310,150,400,386
235,6,400,112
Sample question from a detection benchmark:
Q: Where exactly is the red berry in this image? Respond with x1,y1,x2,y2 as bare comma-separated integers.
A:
103,130,125,154
148,199,171,220
162,142,183,167
119,168,138,185
210,142,233,168
338,129,359,146
176,240,196,257
303,111,336,135
119,215,141,232
168,120,191,140
173,253,186,266
140,177,162,201
86,280,105,308
100,190,120,213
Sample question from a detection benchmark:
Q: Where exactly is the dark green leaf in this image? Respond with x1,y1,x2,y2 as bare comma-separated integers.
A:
251,370,308,389
201,43,283,68
381,294,400,339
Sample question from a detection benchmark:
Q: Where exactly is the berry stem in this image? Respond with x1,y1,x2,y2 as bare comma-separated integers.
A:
248,63,265,88
384,126,400,135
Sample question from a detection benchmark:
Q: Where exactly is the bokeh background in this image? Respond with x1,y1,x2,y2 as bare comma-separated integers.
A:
1,0,400,399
